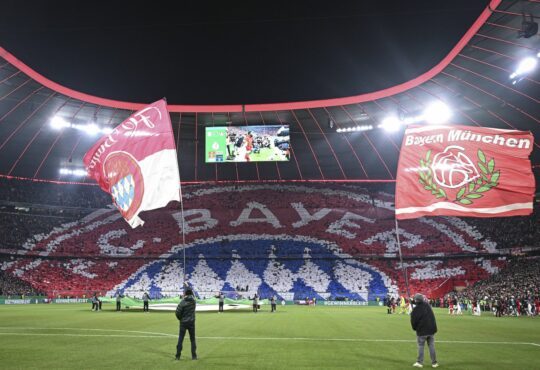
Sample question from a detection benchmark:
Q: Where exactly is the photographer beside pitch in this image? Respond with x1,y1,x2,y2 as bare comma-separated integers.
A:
411,293,439,368
175,289,198,361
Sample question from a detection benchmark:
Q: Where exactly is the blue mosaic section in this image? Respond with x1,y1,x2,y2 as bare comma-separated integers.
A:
119,239,389,300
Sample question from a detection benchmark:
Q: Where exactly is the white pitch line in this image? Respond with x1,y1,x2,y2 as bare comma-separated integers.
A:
196,336,540,347
0,332,169,338
0,327,175,337
440,340,540,347
0,328,537,348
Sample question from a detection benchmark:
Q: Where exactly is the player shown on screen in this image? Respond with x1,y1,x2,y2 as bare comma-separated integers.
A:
226,131,235,160
245,131,253,162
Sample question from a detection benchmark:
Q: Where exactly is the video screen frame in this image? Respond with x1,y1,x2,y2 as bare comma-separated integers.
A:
205,125,290,163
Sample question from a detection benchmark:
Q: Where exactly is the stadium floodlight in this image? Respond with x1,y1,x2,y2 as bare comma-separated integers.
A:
59,168,87,176
337,125,373,133
510,57,537,80
423,102,452,125
379,116,401,132
86,123,101,136
50,116,70,130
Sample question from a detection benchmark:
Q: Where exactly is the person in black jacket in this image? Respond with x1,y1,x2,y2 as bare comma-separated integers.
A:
142,292,150,312
91,294,97,311
217,292,224,313
252,293,259,313
115,292,122,312
410,293,439,368
91,293,102,311
175,289,197,360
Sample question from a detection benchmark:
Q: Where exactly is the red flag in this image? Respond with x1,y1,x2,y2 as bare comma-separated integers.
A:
396,125,535,220
84,99,180,228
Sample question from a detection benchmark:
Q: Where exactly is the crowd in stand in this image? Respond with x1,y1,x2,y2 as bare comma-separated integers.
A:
0,213,67,249
0,264,43,297
0,178,109,208
0,179,538,300
466,208,540,250
444,257,540,316
0,178,109,252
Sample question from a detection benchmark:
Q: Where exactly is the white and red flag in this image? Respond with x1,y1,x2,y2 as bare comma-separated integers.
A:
84,99,180,228
396,125,535,220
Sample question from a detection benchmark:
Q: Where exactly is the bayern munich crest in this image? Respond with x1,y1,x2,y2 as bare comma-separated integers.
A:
103,151,145,220
111,174,135,212
431,145,479,189
5,183,507,297
419,145,499,205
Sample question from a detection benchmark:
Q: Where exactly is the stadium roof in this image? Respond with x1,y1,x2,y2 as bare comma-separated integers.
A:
0,1,490,105
0,0,538,184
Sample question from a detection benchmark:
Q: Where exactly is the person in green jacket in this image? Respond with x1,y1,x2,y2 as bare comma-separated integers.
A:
175,289,197,360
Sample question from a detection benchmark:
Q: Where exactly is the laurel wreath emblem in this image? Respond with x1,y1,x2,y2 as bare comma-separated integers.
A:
418,149,499,205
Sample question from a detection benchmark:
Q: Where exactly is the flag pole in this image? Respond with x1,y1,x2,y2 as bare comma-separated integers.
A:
178,178,187,292
395,218,411,298
167,97,187,295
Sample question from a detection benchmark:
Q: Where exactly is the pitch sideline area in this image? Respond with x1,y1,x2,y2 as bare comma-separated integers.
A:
0,304,538,369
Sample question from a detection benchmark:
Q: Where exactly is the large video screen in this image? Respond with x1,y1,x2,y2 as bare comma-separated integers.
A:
205,125,290,163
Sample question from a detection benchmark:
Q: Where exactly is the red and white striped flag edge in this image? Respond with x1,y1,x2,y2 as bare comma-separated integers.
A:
395,125,535,220
83,99,180,228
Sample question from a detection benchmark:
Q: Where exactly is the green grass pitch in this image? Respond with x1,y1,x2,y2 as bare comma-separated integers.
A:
0,304,538,369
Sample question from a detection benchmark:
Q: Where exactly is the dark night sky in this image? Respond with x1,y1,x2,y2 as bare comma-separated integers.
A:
0,0,489,105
